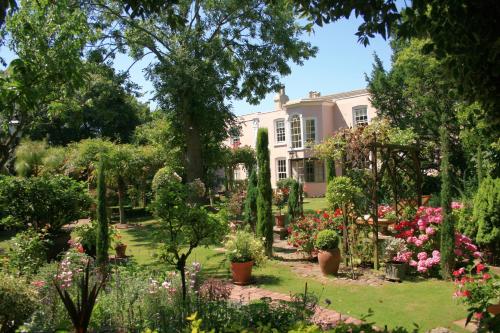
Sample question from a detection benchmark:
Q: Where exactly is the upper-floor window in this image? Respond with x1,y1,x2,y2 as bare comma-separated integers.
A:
276,158,287,180
275,119,286,144
304,118,316,146
353,106,368,127
290,115,302,148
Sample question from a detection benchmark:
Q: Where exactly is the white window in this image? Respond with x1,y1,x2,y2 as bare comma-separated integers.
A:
304,160,325,183
276,159,287,180
231,136,241,148
353,106,368,126
290,115,302,148
304,118,316,146
275,119,286,144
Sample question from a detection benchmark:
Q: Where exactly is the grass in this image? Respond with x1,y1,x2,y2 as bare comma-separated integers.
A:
117,217,468,332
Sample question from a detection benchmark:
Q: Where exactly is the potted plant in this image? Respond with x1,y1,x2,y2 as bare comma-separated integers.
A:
315,229,341,275
113,230,127,258
383,238,408,281
225,230,266,285
273,190,286,227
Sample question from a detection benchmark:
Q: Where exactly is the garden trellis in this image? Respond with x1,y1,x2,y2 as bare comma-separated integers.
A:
316,119,426,270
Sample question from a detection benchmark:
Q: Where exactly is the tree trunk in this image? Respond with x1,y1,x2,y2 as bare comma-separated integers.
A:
117,176,126,224
177,256,187,302
183,111,204,183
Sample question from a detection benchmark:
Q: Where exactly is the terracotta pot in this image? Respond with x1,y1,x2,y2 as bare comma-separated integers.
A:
231,261,254,285
317,248,341,275
275,214,286,227
115,244,127,258
487,303,500,316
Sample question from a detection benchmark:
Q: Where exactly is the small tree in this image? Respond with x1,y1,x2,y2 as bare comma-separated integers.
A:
287,179,301,222
326,176,361,278
95,157,109,266
256,128,273,257
152,171,225,301
439,118,454,279
473,177,500,259
244,169,258,232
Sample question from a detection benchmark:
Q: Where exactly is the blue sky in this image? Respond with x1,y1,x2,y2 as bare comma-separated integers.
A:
1,16,393,116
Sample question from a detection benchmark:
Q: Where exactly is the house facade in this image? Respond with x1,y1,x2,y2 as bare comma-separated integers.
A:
229,87,377,197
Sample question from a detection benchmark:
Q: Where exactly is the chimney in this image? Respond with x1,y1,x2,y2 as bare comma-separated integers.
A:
308,91,321,98
274,86,289,110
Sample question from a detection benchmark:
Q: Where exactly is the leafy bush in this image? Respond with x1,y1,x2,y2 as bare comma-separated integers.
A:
0,175,91,232
315,230,340,250
0,273,38,333
224,230,266,265
382,238,408,263
7,229,50,276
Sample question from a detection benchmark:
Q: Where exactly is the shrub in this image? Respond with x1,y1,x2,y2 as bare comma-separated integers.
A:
382,238,408,263
256,128,273,256
0,273,38,332
0,175,91,233
224,230,266,265
73,223,97,257
315,230,340,250
8,229,50,276
287,179,301,221
243,169,258,231
288,210,342,257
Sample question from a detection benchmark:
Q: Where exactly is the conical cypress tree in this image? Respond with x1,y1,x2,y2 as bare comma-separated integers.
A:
256,128,273,256
325,158,336,183
96,157,109,266
244,169,258,232
287,179,300,222
439,117,454,279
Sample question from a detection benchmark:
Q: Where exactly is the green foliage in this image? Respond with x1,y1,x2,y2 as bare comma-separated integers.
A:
256,128,273,256
73,223,97,257
287,179,301,222
439,117,454,280
325,158,336,183
96,157,109,266
7,229,50,276
0,273,37,333
14,139,48,177
315,229,340,250
0,175,91,232
473,178,500,252
244,169,258,231
326,176,361,210
224,230,266,265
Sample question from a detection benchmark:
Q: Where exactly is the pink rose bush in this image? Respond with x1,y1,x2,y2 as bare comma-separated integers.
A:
393,205,481,275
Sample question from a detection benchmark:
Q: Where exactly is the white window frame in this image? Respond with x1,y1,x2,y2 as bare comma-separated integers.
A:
289,114,303,149
352,105,369,127
276,158,287,180
274,118,286,145
303,117,317,147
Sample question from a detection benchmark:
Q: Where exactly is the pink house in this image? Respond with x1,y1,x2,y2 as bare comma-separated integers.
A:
229,87,377,197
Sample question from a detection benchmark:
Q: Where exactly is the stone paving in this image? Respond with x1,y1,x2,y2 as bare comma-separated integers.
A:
229,284,364,329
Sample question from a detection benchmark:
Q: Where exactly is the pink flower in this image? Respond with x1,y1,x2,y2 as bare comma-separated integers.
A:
453,267,465,277
473,251,482,258
451,202,464,210
417,265,428,273
31,280,46,288
432,250,440,258
418,234,429,242
409,260,418,267
454,249,463,256
417,252,428,261
425,227,436,236
414,239,423,247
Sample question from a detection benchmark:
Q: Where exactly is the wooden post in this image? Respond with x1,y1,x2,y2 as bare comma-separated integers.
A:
371,137,380,270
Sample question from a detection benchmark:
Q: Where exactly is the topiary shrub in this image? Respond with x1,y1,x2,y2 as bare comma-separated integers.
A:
0,273,38,333
473,177,500,257
315,230,340,251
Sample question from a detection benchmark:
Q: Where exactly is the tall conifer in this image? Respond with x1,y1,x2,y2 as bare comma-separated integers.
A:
256,128,273,256
96,157,109,266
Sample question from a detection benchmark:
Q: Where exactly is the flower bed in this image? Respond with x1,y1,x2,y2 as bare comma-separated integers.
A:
392,206,481,274
287,210,342,257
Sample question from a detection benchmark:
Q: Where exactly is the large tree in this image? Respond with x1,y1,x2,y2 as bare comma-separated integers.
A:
92,0,316,182
0,0,94,172
295,0,500,127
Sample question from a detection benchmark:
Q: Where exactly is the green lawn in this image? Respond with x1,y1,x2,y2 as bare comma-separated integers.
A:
118,218,467,332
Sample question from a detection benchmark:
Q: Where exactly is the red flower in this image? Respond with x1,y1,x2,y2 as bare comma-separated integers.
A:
462,290,471,297
476,263,485,273
482,273,491,280
323,212,329,219
474,312,484,320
